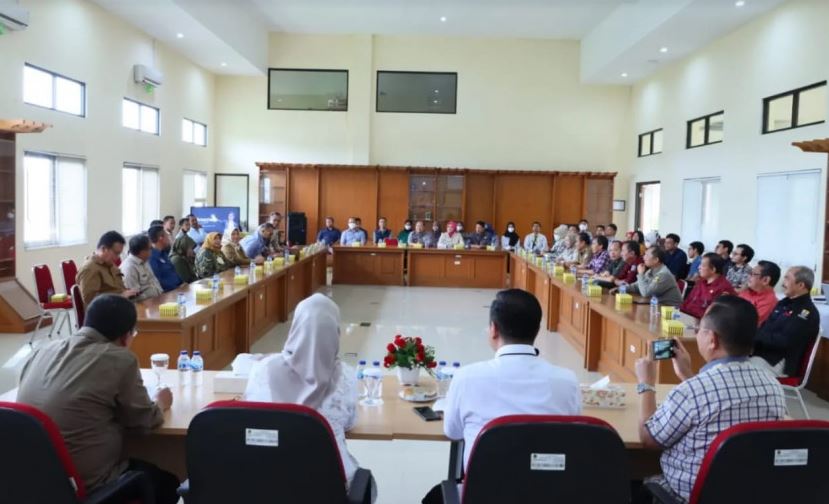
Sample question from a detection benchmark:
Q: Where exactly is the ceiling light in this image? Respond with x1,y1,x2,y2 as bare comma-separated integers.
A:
659,47,668,53
434,89,439,94
621,72,628,78
735,1,746,6
220,62,227,67
440,16,447,22
176,32,184,39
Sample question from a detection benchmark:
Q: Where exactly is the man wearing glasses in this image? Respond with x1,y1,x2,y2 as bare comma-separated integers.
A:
738,260,781,325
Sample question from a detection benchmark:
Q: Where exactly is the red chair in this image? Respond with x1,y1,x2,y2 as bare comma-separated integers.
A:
31,264,73,345
179,400,373,503
60,259,78,296
71,284,85,329
0,402,151,503
676,279,687,298
646,420,829,503
777,330,823,419
439,415,630,503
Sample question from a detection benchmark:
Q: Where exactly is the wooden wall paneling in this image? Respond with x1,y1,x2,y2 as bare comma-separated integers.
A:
553,174,585,227
493,174,553,239
584,178,614,229
377,169,410,232
288,166,319,244
319,168,378,235
464,172,495,229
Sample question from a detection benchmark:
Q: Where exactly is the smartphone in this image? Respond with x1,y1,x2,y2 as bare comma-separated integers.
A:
413,406,443,422
652,339,677,360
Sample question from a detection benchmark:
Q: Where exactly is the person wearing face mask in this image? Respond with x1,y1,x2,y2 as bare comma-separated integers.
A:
374,217,391,244
398,219,413,243
577,219,592,240
548,224,570,260
437,220,464,249
77,231,139,306
147,225,183,292
523,221,549,254
501,222,519,251
340,217,366,246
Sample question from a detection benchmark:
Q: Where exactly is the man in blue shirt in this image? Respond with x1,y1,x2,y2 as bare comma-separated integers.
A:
339,217,366,246
663,233,688,279
687,241,704,281
240,223,274,260
317,216,341,246
147,225,183,291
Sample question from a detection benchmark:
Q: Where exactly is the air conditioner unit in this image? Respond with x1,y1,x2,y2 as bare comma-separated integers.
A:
0,4,29,31
133,64,164,87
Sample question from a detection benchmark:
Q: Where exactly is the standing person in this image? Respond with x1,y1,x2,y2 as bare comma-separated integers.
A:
17,295,178,503
240,223,275,261
522,221,548,254
119,234,163,302
148,225,183,292
726,243,754,290
437,221,464,249
686,241,705,282
663,234,688,279
222,227,255,267
398,219,413,244
407,221,429,246
738,260,780,325
77,231,138,306
374,217,392,244
170,223,198,283
317,217,342,247
245,294,376,501
340,217,366,246
626,246,683,306
195,232,231,278
680,253,736,318
187,214,207,247
268,212,284,251
501,222,520,251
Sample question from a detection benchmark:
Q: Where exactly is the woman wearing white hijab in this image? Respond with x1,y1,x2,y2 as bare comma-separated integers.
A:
244,293,372,497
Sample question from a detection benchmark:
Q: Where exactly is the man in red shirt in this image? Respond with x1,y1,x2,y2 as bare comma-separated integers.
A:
739,260,781,325
681,253,736,318
614,240,644,285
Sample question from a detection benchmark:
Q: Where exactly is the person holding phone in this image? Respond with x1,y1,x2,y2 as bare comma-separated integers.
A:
633,296,786,502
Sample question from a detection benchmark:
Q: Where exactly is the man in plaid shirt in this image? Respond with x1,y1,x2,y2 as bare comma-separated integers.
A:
579,235,611,274
635,296,786,502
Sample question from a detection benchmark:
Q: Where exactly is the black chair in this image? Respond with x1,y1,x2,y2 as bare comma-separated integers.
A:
179,400,372,504
0,402,151,504
646,420,829,503
440,415,630,504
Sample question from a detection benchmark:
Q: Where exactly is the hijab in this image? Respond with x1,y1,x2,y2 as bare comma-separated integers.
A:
171,233,195,258
553,224,568,242
503,222,519,246
202,232,221,252
244,293,342,409
222,228,240,248
446,220,457,237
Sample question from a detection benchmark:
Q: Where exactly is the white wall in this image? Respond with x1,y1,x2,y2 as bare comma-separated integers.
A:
0,0,215,294
624,0,829,274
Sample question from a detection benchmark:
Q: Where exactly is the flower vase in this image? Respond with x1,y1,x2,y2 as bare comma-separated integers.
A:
396,366,421,386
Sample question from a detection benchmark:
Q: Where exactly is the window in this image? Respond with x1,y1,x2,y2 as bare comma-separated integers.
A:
756,170,820,271
182,118,207,146
122,98,159,135
638,129,663,157
681,178,720,250
763,81,826,134
686,111,724,148
268,69,348,111
408,173,464,222
635,181,660,234
122,163,159,236
23,152,86,248
376,71,458,114
183,170,208,216
23,64,85,117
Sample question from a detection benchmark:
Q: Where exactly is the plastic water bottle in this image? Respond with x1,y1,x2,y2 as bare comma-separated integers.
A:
190,351,204,386
650,296,659,317
442,362,460,393
436,361,449,398
177,351,191,387
371,361,383,400
570,266,577,277
212,273,220,295
356,360,367,399
619,283,628,295
582,274,590,293
284,248,290,263
234,265,241,276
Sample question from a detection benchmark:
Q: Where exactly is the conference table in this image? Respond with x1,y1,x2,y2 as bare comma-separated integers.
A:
0,369,669,480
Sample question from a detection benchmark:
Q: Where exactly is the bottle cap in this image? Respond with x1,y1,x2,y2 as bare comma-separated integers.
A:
358,360,366,365
452,361,460,367
180,350,188,354
372,361,380,366
193,351,201,356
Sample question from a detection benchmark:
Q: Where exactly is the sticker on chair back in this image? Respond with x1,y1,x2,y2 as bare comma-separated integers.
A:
530,453,565,471
245,428,279,447
774,449,808,466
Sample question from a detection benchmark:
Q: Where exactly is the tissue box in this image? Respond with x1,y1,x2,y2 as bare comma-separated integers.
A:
254,265,264,276
411,243,424,249
662,320,685,336
213,371,249,394
274,257,285,266
453,244,464,250
661,306,675,320
553,265,564,277
580,384,627,408
587,285,603,297
562,273,576,284
50,293,68,303
615,293,632,305
350,242,362,247
377,241,387,248
234,275,249,285
195,289,212,302
486,245,496,251
158,303,180,317
397,242,407,248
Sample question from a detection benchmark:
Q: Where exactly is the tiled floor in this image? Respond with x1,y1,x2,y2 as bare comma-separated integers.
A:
3,284,829,504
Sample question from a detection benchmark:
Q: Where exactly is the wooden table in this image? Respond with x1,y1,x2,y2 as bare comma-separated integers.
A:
0,369,669,480
408,249,508,288
332,246,405,286
131,251,327,370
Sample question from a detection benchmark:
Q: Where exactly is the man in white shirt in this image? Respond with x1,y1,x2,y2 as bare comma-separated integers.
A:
441,289,581,477
522,221,549,254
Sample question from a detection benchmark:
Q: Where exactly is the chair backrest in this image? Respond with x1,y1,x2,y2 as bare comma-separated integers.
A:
794,331,823,387
462,415,630,503
690,420,829,503
677,279,687,297
185,401,348,504
0,402,85,503
32,264,57,304
60,260,78,295
71,284,85,329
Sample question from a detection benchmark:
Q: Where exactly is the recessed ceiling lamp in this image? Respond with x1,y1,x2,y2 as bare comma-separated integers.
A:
659,47,668,53
220,62,227,67
621,72,628,78
176,33,184,39
440,16,447,22
735,1,746,7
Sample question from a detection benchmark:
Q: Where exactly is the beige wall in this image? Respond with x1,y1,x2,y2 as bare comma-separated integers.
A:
0,0,215,294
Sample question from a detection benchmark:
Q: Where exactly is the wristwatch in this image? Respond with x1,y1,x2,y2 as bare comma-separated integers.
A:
636,383,656,394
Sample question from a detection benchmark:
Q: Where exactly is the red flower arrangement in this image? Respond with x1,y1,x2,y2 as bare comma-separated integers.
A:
383,334,437,372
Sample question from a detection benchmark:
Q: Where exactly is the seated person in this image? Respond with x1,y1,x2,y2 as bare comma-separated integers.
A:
170,221,198,283
577,219,592,239
556,234,578,264
715,239,734,275
195,232,231,278
437,221,464,249
564,232,592,268
635,296,786,502
148,219,164,230
148,225,183,292
594,224,606,237
601,240,625,278
120,234,163,302
578,235,610,275
613,240,644,285
633,230,646,255
317,216,342,246
522,221,548,254
567,224,579,236
162,215,176,240
240,223,275,260
726,243,754,290
398,220,413,244
245,294,375,500
738,260,780,325
604,223,618,241
340,217,366,246
373,217,392,244
425,289,580,502
680,253,736,318
626,246,683,306
187,214,207,247
17,295,178,503
500,222,520,251
548,224,569,260
467,221,492,248
429,221,442,246
407,220,429,246
686,241,704,282
751,266,820,377
663,233,688,279
267,212,285,251
354,217,369,243
77,231,138,306
222,227,258,267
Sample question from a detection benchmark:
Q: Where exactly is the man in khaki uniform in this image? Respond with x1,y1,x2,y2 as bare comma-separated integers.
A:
629,246,684,306
76,231,137,306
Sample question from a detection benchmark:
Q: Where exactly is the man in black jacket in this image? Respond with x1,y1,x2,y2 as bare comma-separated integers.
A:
751,266,820,377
